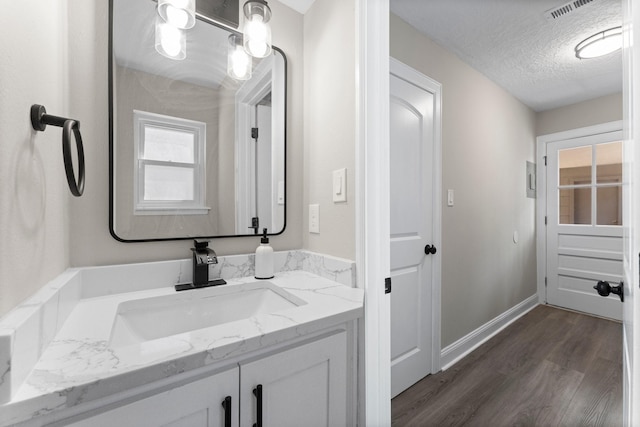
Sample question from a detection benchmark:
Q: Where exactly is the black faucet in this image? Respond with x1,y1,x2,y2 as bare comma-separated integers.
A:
175,240,227,291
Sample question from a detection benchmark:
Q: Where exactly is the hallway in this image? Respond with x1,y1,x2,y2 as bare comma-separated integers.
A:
391,305,622,426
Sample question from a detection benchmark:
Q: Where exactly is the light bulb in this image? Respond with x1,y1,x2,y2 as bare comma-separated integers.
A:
166,5,190,28
158,0,196,29
242,1,272,58
155,20,186,60
228,34,252,80
244,17,271,58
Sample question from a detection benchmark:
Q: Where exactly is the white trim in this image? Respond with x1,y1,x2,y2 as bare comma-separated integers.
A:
622,0,639,424
132,110,207,215
389,57,443,374
235,57,274,234
356,0,390,425
536,121,624,307
440,295,539,370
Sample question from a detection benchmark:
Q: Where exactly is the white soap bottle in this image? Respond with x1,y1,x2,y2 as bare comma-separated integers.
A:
255,228,274,279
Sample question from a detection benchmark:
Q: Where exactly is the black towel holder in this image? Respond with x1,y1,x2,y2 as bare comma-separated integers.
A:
30,104,85,197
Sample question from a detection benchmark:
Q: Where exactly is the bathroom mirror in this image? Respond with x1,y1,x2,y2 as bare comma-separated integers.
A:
109,0,286,241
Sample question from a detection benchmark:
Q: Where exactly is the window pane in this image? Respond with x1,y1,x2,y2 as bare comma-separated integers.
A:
597,186,622,226
596,141,622,184
559,188,591,224
143,126,195,163
559,145,592,185
144,165,194,201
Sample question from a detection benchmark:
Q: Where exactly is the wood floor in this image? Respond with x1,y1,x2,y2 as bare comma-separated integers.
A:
391,305,622,427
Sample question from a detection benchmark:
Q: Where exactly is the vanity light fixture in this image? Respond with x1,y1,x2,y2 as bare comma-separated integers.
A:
242,0,272,58
575,26,622,59
155,17,187,60
228,34,253,80
157,0,196,29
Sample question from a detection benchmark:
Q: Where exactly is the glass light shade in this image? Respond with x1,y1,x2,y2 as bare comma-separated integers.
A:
155,19,186,60
228,34,252,80
242,0,272,58
158,0,196,29
575,27,622,59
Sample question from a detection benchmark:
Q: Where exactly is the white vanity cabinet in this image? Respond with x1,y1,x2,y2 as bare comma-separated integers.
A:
239,331,347,427
64,367,239,427
56,331,348,427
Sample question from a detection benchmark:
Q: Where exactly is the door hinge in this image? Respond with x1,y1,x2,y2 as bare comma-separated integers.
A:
385,277,392,294
544,155,547,166
545,216,547,225
251,127,259,139
544,277,547,287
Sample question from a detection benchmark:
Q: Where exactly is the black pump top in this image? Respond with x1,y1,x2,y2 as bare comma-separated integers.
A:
261,228,269,244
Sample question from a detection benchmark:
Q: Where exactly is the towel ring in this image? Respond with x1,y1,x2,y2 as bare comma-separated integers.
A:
30,104,85,197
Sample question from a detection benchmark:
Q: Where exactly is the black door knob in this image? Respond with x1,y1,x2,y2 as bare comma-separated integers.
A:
593,280,624,302
424,245,437,255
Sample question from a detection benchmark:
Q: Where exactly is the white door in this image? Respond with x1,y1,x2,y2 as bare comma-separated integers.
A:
545,130,624,320
389,59,441,398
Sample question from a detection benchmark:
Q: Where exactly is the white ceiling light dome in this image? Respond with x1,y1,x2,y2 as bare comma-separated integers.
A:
575,26,622,59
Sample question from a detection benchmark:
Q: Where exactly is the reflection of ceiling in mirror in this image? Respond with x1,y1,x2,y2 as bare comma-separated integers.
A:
113,0,244,89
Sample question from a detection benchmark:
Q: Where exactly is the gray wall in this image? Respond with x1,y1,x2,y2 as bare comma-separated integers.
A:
0,0,70,317
113,65,222,238
390,14,538,348
303,0,357,260
536,92,623,136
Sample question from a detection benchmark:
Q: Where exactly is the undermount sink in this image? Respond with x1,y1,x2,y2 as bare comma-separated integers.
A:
109,282,305,347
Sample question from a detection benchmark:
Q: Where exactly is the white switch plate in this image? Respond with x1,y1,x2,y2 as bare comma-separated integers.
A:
333,168,347,203
309,204,320,233
447,189,454,207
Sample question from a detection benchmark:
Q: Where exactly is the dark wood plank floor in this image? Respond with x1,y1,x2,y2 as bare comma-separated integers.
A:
391,305,622,427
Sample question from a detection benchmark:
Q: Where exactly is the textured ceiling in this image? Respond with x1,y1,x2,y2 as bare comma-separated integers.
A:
391,0,622,112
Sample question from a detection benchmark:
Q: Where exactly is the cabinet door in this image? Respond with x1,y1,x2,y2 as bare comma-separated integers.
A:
66,367,238,427
240,331,347,427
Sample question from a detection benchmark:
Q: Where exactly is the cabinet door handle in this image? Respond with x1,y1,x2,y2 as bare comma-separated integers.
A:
253,384,263,427
221,396,232,427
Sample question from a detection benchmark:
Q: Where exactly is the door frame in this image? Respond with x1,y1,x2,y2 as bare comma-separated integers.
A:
356,0,391,425
389,56,443,377
535,120,624,306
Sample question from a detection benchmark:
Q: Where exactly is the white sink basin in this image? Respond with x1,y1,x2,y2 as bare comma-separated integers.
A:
109,282,305,347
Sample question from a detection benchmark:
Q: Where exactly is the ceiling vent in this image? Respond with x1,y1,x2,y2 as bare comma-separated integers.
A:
544,0,596,20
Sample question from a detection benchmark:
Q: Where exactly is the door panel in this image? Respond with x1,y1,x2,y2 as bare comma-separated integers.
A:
546,133,623,320
390,66,435,398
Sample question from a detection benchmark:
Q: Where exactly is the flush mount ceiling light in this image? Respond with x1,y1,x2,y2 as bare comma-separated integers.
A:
575,26,622,59
242,0,272,58
158,0,196,29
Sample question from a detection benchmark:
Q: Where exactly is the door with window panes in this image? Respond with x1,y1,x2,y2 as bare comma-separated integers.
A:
546,132,623,320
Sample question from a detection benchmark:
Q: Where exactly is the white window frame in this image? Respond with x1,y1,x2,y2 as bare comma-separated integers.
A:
133,110,209,215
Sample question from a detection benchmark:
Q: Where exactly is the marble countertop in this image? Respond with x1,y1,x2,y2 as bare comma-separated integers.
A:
1,268,363,426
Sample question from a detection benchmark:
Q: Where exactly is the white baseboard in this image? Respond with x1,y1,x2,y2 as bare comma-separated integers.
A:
440,295,539,371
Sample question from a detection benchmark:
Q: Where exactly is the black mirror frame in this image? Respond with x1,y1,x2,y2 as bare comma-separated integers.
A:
108,0,287,243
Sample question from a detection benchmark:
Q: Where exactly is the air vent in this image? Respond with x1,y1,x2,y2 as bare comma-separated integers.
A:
543,0,596,20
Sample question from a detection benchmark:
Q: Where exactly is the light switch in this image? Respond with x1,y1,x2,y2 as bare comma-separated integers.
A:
309,204,320,233
333,168,347,203
447,189,454,207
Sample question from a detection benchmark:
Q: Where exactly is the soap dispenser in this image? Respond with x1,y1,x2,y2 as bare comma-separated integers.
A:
255,228,274,279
